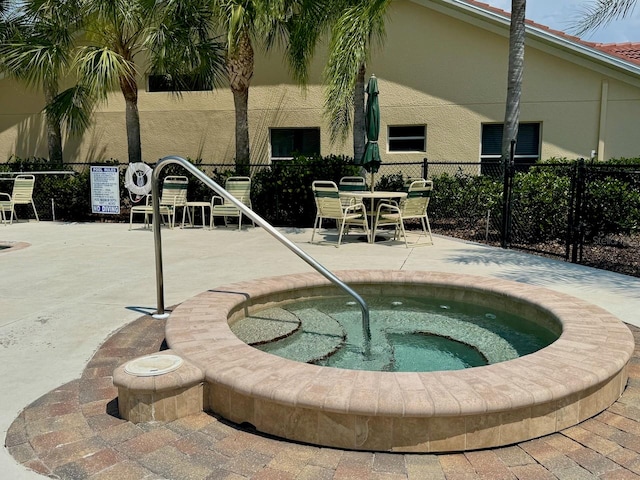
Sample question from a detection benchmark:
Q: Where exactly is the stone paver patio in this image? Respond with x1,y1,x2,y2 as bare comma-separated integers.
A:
6,313,640,480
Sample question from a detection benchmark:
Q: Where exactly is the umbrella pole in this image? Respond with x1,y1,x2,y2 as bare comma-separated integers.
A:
370,172,375,192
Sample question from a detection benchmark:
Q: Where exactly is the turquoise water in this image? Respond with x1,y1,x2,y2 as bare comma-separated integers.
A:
231,295,559,372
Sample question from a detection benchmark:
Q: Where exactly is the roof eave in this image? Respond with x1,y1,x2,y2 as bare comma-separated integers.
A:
411,0,640,79
527,24,640,77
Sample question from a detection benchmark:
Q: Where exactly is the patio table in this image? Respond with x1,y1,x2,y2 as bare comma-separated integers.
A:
339,190,407,242
182,201,211,229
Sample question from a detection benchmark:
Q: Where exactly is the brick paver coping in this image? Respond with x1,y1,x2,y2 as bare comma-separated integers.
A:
165,271,634,452
6,304,640,479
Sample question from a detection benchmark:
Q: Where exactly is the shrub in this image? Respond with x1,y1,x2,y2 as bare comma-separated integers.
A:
252,154,360,226
510,167,572,242
583,174,640,240
1,156,103,221
429,170,502,228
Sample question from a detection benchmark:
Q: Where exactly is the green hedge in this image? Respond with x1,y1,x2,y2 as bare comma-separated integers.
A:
252,154,360,226
2,156,639,243
429,171,503,224
0,157,111,221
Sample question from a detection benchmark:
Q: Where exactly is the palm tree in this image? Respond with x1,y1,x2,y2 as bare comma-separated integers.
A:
212,0,329,172
323,0,391,162
499,0,526,249
49,0,157,164
501,0,526,163
0,0,80,163
147,0,329,172
47,0,225,167
144,0,226,97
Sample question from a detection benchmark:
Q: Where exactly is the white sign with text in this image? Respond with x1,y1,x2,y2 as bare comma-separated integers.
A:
90,166,120,214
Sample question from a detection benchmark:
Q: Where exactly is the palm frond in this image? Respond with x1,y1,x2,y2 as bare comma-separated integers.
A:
145,0,227,92
45,84,95,136
284,0,333,84
75,45,135,99
323,0,391,143
0,39,68,88
572,0,637,37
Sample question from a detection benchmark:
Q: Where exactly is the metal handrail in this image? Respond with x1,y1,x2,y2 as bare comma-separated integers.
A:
151,155,371,341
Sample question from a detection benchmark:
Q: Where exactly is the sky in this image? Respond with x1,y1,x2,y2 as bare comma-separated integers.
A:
483,1,640,44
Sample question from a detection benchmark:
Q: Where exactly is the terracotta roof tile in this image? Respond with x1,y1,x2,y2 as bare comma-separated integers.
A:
592,43,640,65
461,0,640,66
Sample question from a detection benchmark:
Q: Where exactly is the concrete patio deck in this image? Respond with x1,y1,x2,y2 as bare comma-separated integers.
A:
2,221,640,479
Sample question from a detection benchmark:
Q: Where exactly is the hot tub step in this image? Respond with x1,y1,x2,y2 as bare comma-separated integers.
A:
231,307,300,345
257,308,345,363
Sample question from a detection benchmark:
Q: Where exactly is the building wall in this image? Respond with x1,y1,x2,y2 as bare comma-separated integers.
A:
1,0,639,165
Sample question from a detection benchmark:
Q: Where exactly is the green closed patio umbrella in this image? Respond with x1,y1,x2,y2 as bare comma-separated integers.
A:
360,74,381,192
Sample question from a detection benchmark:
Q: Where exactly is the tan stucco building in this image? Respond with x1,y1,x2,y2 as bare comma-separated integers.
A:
2,0,640,166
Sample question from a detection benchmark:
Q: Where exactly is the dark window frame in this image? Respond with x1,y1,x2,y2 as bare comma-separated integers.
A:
480,122,541,162
388,125,427,153
270,127,321,161
147,74,213,92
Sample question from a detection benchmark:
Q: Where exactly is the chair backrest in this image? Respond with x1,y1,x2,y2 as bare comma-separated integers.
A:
312,180,344,218
339,176,367,192
12,174,36,204
225,176,252,207
402,180,433,216
160,176,189,207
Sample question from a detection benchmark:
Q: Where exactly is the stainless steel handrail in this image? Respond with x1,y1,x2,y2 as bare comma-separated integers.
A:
151,155,371,341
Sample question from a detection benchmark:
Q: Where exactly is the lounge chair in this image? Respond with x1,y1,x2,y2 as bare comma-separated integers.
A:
129,175,189,230
311,180,370,246
0,174,39,225
210,176,254,230
373,180,433,247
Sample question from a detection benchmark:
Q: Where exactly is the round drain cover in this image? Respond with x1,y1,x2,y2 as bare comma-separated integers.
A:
124,354,184,377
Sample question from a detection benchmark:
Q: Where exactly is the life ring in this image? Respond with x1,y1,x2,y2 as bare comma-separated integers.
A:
124,162,153,197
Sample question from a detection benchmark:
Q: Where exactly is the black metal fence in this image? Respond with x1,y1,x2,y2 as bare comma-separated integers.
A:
2,157,638,277
425,158,640,277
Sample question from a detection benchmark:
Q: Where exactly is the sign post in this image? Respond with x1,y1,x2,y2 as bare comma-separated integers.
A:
90,166,120,215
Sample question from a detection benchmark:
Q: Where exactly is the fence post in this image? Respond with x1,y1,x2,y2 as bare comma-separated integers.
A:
422,158,429,179
570,158,586,263
566,161,577,261
501,140,516,248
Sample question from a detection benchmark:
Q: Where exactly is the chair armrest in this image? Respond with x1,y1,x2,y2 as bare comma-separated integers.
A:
344,202,367,215
211,195,224,207
338,194,356,206
0,192,11,201
376,202,400,216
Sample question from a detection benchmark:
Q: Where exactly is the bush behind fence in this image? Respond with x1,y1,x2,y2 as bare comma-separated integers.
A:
2,155,639,276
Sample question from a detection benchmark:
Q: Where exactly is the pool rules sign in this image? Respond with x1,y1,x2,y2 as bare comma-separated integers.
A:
90,166,120,214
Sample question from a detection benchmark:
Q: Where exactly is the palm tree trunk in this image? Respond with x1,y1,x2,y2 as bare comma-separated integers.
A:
227,30,254,175
120,75,142,164
502,0,526,163
44,85,63,163
353,63,366,162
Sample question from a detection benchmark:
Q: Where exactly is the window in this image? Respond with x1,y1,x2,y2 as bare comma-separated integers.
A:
270,128,321,160
481,122,541,170
148,74,212,92
388,125,426,152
